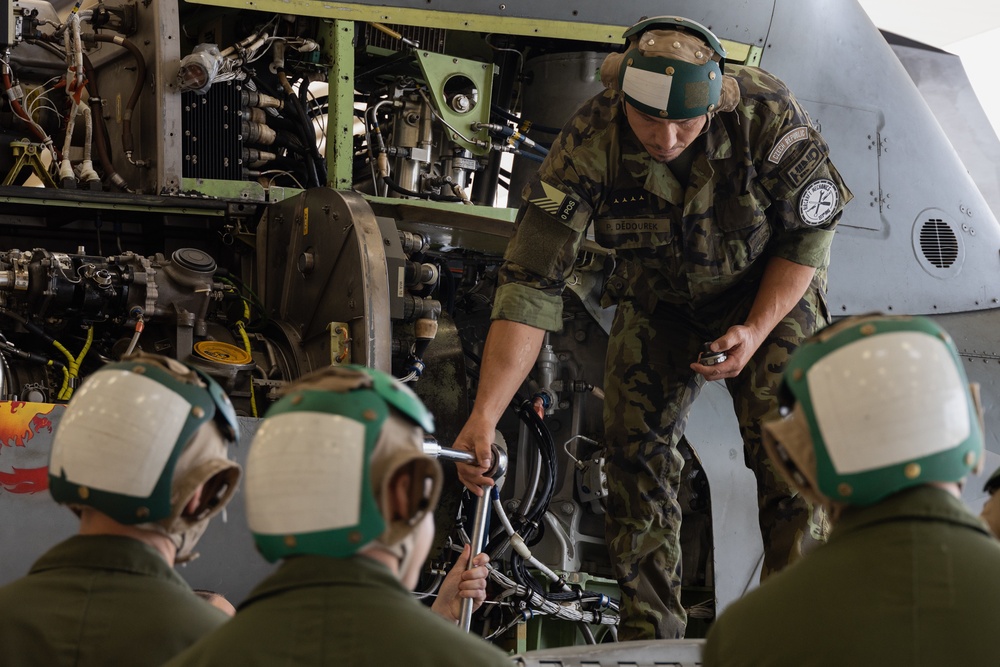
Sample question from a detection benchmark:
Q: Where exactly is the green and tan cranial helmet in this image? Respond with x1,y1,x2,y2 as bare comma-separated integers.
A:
600,15,739,119
763,314,985,510
246,365,440,563
48,352,242,560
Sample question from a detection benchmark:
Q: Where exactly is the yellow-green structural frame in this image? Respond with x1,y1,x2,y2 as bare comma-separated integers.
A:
188,0,758,55
187,0,629,42
323,19,355,190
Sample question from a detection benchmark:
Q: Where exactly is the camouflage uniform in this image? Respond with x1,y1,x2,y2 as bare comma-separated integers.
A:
493,65,853,639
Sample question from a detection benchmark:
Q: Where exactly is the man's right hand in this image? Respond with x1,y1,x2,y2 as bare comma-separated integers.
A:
453,319,547,495
452,413,498,495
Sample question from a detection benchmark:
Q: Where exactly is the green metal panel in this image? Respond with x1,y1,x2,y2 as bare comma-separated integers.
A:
414,50,494,156
743,45,765,68
518,574,620,652
325,20,356,189
365,194,516,222
181,178,267,201
0,193,226,216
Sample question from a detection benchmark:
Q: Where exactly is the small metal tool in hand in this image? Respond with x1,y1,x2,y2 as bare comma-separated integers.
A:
698,342,727,366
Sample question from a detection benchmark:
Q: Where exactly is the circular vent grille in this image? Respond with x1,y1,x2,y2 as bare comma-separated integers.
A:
919,219,958,268
912,211,964,279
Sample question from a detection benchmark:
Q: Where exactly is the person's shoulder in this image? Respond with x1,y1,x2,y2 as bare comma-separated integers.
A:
726,64,794,99
715,548,836,629
553,89,621,152
382,606,511,664
420,628,512,666
124,577,230,639
703,568,810,666
723,64,803,130
585,89,621,123
161,613,246,667
168,604,511,667
0,571,33,598
161,638,221,667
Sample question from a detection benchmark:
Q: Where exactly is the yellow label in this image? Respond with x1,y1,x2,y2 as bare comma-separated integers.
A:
303,208,309,235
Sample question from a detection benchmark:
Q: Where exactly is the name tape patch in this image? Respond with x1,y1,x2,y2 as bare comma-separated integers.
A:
596,218,671,235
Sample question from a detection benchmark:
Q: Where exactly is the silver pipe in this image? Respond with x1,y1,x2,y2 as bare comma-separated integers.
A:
460,484,491,631
422,438,477,465
424,439,507,632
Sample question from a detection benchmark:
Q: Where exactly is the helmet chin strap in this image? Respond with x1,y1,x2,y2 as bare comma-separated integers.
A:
362,510,434,587
168,516,211,563
363,533,415,575
134,499,214,563
162,423,241,563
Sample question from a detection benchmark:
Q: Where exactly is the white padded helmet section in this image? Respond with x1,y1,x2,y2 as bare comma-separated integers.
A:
621,67,674,112
49,369,188,497
247,411,364,535
807,331,969,474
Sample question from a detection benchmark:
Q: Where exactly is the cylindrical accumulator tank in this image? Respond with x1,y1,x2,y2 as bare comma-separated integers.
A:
507,52,607,208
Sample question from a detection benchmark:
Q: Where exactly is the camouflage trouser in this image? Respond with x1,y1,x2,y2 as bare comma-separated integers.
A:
602,288,829,640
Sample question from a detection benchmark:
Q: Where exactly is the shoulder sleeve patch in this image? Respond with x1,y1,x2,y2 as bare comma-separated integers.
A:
798,179,840,226
529,181,583,223
781,142,825,191
767,126,810,164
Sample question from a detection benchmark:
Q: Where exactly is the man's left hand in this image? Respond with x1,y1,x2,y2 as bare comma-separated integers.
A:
429,544,491,624
689,325,763,381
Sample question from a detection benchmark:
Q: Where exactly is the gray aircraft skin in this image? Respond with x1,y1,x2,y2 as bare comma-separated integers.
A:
0,0,998,664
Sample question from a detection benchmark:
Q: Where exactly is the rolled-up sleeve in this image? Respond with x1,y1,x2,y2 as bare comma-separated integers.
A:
491,111,605,331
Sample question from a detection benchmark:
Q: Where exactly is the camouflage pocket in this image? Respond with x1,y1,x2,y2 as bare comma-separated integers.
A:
715,185,772,273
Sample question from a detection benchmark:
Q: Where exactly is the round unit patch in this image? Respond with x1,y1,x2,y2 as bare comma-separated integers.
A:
798,179,839,226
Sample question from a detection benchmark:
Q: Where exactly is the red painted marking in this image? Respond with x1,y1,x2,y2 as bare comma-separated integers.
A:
0,402,59,494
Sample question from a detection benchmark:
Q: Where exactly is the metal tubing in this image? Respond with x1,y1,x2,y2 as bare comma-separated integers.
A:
459,483,491,631
422,438,477,465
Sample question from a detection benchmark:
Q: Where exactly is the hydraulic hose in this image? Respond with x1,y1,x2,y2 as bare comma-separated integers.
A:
277,70,321,187
1,60,57,156
85,33,147,165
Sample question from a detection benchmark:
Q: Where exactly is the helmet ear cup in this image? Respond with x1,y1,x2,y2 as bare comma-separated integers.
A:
184,465,241,521
600,52,626,90
371,413,443,549
162,420,242,562
716,74,740,114
401,458,442,527
763,408,827,509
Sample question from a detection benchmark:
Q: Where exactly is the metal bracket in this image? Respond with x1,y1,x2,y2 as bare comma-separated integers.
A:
4,141,57,189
